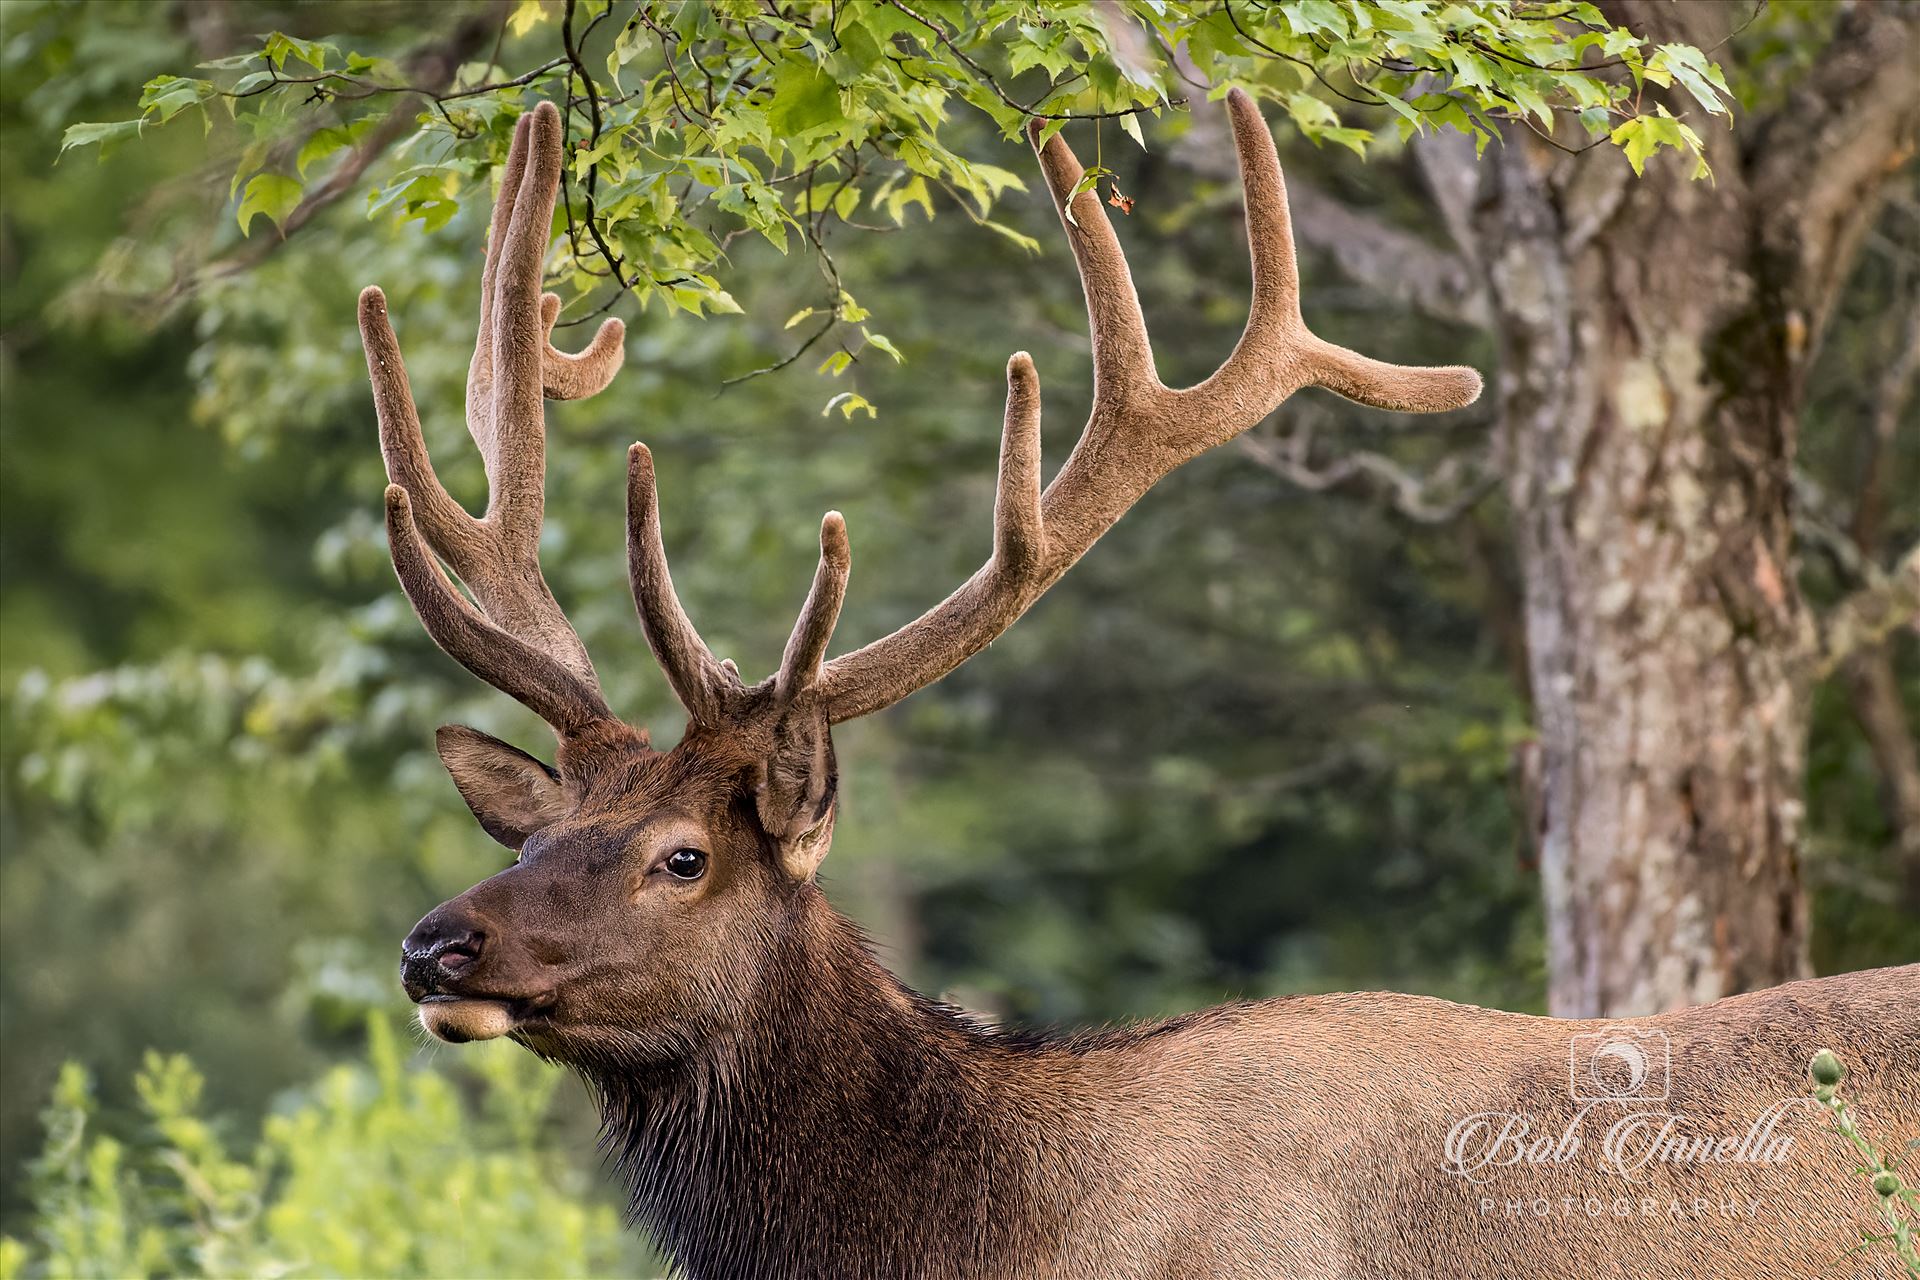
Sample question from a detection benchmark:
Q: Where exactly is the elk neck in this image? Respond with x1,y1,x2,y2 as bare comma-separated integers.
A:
580,886,1090,1279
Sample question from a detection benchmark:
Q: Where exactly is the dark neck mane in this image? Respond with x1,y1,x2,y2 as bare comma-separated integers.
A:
583,892,1080,1280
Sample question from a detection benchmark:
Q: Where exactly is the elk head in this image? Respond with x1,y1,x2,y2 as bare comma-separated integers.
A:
362,97,1479,1064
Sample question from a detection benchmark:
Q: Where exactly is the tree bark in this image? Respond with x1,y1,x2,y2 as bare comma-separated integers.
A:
1468,0,1920,1015
1170,1,1916,1014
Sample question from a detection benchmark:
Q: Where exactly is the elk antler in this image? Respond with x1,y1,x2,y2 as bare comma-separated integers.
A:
624,442,851,726
622,89,1480,729
360,100,626,737
808,89,1482,722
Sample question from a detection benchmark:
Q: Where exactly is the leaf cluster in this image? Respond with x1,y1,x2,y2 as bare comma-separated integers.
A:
55,1,1732,411
0,1021,640,1279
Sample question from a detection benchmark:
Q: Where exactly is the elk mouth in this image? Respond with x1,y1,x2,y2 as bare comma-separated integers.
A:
417,993,553,1043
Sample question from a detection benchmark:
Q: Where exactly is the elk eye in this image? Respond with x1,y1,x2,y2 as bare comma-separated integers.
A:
663,848,707,880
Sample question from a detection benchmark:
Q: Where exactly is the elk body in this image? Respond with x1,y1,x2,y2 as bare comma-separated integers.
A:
363,98,1920,1279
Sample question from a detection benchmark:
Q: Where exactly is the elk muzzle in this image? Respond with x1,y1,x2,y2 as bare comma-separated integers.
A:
402,899,544,1043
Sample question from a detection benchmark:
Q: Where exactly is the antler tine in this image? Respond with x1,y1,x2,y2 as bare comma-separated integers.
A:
1026,122,1157,402
1191,89,1481,421
994,353,1045,574
539,293,627,401
465,111,531,468
774,513,851,706
468,113,629,460
486,101,565,541
384,486,613,735
361,286,480,572
813,89,1482,725
363,100,616,737
625,444,734,723
815,354,1062,723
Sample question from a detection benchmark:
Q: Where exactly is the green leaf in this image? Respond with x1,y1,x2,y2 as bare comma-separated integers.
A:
881,175,934,225
295,127,350,178
1375,89,1425,132
862,330,904,363
768,57,843,137
833,183,862,222
822,391,876,419
229,140,269,200
1286,0,1349,39
981,219,1041,254
57,119,144,162
1318,126,1372,158
1062,166,1110,227
1608,105,1707,179
784,307,817,330
836,292,870,323
1651,43,1731,117
1284,92,1338,131
262,32,333,73
236,173,303,236
1445,46,1495,92
817,350,853,377
1505,82,1553,129
228,70,276,97
138,76,213,125
507,0,549,38
197,51,262,70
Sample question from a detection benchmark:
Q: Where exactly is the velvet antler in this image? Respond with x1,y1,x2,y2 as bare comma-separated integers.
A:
360,101,625,737
806,88,1482,722
624,443,851,726
624,88,1480,728
378,93,1479,741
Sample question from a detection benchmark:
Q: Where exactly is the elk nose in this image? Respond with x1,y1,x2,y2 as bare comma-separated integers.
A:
400,909,488,1000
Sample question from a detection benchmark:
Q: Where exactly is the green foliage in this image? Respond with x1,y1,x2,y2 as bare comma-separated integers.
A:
0,1020,638,1279
235,173,304,236
52,0,1729,413
1806,1050,1920,1276
2,0,1910,1255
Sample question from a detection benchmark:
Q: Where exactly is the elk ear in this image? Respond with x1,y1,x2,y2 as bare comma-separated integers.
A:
436,725,571,851
755,708,838,882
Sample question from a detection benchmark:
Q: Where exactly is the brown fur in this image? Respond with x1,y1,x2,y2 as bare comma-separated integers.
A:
365,96,1914,1279
405,733,1918,1280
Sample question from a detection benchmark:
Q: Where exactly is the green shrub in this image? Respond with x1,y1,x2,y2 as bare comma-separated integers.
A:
1,1017,647,1279
1807,1049,1920,1277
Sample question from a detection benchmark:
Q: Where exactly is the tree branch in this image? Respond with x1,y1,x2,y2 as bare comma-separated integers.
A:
1837,286,1920,903
1284,178,1490,327
1748,2,1920,334
198,15,497,287
1814,543,1920,682
1852,289,1920,552
1844,640,1920,906
1238,413,1501,524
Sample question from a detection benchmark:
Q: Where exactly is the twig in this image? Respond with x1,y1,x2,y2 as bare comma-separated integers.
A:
1238,415,1501,524
887,0,1183,122
720,313,837,389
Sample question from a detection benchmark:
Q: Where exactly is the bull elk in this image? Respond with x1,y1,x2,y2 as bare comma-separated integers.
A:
363,97,1919,1279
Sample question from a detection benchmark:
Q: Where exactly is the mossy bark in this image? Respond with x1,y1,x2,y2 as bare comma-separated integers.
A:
1469,0,1918,1015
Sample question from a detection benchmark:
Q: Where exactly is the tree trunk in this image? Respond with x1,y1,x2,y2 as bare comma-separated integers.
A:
1469,1,1919,1015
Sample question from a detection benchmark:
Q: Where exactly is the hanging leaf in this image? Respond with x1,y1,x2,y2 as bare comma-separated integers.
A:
235,173,303,236
57,119,144,162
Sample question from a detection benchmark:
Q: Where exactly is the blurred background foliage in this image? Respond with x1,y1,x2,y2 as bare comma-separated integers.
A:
0,1019,647,1278
0,1,1911,1275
